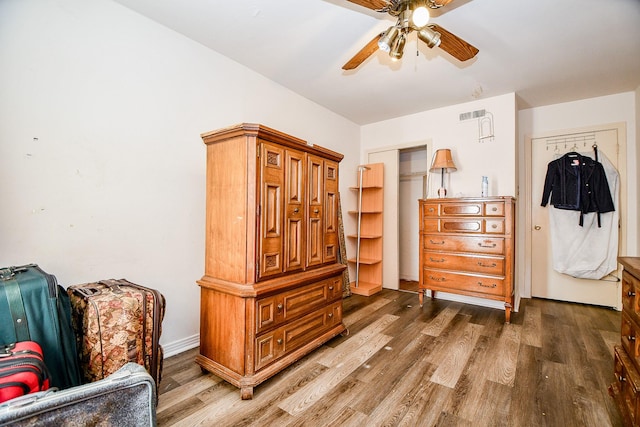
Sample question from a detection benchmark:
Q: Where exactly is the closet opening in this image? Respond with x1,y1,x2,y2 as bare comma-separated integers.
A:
398,145,428,293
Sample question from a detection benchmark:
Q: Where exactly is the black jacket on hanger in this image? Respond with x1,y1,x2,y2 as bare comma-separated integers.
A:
541,152,614,226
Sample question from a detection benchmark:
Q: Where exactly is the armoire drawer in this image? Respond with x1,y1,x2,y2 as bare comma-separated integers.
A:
422,218,505,234
423,234,505,255
423,251,505,275
422,269,505,297
256,275,342,335
255,301,342,371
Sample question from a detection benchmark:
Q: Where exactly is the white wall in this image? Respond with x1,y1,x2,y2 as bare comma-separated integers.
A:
0,0,360,355
519,92,638,257
361,93,518,199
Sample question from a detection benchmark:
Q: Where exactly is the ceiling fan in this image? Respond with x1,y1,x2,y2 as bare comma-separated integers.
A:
342,0,479,70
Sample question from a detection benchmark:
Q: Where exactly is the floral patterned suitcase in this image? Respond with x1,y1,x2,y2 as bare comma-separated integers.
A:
66,280,165,391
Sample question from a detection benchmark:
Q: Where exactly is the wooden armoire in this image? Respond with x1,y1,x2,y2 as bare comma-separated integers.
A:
196,123,346,399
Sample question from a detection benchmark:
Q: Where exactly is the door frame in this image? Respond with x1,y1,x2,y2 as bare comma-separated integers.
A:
366,140,432,290
523,122,627,304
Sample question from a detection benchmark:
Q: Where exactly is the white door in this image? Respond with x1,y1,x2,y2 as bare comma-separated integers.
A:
530,125,625,308
368,149,399,290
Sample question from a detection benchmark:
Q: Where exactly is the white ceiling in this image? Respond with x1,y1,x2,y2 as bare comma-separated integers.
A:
113,0,640,125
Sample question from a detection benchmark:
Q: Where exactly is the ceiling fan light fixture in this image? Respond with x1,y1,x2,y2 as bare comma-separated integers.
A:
378,26,400,53
417,26,441,48
389,34,406,61
411,5,430,28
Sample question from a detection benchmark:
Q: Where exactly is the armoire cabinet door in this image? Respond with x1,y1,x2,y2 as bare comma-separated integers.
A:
258,142,284,279
306,154,324,268
284,148,305,273
323,160,339,264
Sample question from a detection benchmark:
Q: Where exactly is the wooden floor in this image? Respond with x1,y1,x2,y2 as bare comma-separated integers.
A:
157,290,623,426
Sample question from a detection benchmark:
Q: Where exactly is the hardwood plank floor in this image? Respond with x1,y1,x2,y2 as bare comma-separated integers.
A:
157,290,623,426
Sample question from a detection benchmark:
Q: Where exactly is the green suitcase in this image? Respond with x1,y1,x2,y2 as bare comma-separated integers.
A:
0,264,81,390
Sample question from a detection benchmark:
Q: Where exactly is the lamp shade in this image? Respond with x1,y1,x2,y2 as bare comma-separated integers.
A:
429,149,457,172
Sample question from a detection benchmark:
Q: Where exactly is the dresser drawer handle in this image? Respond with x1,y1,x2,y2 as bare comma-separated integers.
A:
277,303,283,311
492,207,498,212
277,339,283,345
430,257,445,263
328,313,333,318
314,208,319,214
491,224,498,229
619,375,626,383
428,208,435,212
478,242,496,248
478,282,497,288
430,240,445,245
628,291,636,297
329,286,334,291
477,262,497,268
429,276,446,282
293,208,299,213
629,335,636,342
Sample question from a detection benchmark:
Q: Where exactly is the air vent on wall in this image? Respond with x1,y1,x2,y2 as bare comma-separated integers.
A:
459,109,486,121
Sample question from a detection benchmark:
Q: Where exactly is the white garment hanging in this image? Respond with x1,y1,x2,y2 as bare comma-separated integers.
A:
548,151,619,279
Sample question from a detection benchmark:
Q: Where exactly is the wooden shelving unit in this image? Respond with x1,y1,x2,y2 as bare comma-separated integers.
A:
348,163,383,296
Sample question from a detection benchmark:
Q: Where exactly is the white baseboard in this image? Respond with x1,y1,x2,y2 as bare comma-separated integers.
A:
162,334,199,358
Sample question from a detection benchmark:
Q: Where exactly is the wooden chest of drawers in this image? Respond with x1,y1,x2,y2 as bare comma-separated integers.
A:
418,197,516,322
197,124,346,399
611,257,640,425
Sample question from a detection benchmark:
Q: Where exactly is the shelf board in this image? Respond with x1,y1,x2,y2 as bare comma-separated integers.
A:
349,185,383,190
347,234,382,239
349,281,383,296
347,210,382,215
347,257,381,265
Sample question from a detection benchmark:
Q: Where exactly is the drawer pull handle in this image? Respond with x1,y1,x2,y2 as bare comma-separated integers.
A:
430,240,445,245
277,303,283,311
477,262,497,268
430,257,445,263
491,224,498,229
628,291,636,297
492,207,498,212
429,276,446,282
428,208,435,212
328,313,333,318
314,209,319,214
329,286,334,291
478,282,497,288
293,208,299,213
629,336,636,342
619,375,626,383
478,242,496,248
277,339,283,345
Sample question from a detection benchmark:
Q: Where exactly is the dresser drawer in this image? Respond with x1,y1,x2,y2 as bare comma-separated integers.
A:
423,234,505,255
422,269,505,297
423,218,505,234
422,201,506,218
424,251,504,275
622,310,640,374
614,345,640,426
256,276,342,334
255,301,341,370
624,271,640,324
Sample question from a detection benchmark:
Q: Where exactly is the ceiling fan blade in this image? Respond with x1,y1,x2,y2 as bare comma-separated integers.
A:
430,24,479,61
346,0,389,11
342,33,383,70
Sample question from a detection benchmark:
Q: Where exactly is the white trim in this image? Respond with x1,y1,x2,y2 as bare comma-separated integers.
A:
161,334,199,358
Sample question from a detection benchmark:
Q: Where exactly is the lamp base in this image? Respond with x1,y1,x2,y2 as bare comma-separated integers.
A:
437,187,447,198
